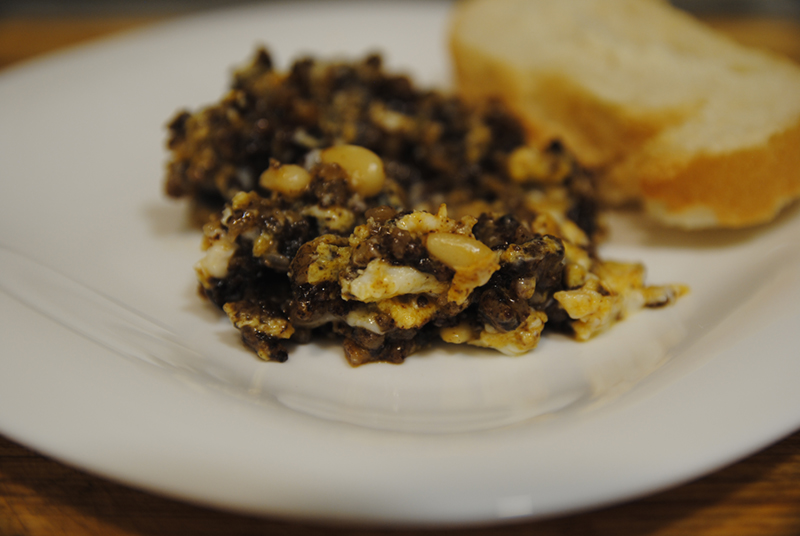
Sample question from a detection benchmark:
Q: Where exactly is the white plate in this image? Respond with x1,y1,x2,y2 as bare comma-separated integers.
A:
1,0,800,526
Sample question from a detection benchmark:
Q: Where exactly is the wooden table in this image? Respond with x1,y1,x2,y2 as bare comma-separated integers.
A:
2,13,800,536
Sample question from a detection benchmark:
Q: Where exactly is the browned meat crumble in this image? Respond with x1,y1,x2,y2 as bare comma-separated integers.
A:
164,48,686,366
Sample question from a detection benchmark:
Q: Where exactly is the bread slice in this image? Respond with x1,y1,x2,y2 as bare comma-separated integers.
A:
450,0,800,228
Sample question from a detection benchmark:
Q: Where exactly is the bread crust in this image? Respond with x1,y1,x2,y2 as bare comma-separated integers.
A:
637,120,800,228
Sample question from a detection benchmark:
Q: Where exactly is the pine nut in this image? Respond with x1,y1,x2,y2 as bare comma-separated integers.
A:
426,232,494,269
320,145,385,197
259,163,311,196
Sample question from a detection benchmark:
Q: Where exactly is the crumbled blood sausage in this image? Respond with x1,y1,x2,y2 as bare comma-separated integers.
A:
472,213,535,250
171,49,684,365
165,48,597,218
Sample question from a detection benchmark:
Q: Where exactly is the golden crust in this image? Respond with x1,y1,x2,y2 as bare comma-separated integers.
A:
634,120,800,228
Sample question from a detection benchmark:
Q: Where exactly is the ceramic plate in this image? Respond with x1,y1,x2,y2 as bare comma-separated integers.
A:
1,0,800,526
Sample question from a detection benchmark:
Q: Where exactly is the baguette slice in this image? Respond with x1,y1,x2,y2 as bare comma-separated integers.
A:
450,0,800,228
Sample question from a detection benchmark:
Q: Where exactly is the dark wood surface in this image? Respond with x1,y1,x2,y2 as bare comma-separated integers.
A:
3,431,800,535
2,13,800,536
